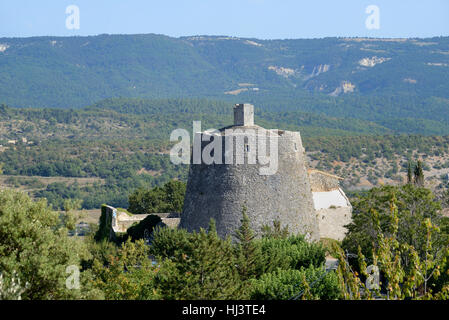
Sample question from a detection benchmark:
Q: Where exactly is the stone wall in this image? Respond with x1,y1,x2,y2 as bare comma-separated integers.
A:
316,201,352,241
112,211,152,233
308,169,342,192
99,206,180,238
308,170,353,241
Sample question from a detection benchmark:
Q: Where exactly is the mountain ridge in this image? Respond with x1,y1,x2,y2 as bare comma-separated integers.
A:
1,33,448,109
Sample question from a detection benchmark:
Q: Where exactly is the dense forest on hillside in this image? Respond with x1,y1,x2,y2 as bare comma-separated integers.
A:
0,35,449,109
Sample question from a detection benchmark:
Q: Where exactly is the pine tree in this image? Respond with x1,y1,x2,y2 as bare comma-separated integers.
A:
152,219,243,299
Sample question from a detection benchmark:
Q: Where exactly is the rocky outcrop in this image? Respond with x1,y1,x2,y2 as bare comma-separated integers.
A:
310,64,330,77
268,65,297,78
0,44,9,53
330,81,356,96
358,56,391,67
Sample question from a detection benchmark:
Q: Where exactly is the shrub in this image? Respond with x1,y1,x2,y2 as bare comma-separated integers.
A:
249,267,341,300
256,235,326,274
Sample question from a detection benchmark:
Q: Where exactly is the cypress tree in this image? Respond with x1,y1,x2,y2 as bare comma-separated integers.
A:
407,161,413,185
414,160,425,187
234,207,263,282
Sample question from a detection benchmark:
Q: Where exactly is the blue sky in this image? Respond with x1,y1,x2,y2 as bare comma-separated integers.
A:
1,0,448,39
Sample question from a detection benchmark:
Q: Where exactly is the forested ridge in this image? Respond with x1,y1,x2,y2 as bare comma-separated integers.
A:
1,34,449,110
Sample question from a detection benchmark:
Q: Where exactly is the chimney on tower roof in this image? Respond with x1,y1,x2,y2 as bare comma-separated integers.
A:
233,103,254,126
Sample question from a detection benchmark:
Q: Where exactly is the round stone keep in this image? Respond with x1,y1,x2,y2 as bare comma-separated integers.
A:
179,104,320,241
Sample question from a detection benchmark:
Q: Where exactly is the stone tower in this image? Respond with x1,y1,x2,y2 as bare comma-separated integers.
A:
180,103,320,241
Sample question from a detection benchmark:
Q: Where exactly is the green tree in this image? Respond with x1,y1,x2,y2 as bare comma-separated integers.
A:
163,180,186,213
128,180,186,214
249,267,341,300
151,220,243,299
0,189,94,299
414,160,425,187
90,239,158,300
335,197,449,299
407,161,413,185
342,184,445,265
257,235,326,274
234,207,263,283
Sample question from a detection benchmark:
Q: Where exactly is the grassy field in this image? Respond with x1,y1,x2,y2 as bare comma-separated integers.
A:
0,174,104,191
71,209,101,225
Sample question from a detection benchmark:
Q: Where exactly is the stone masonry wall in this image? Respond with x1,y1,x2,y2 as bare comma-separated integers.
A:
308,169,342,192
317,206,352,241
180,127,320,241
